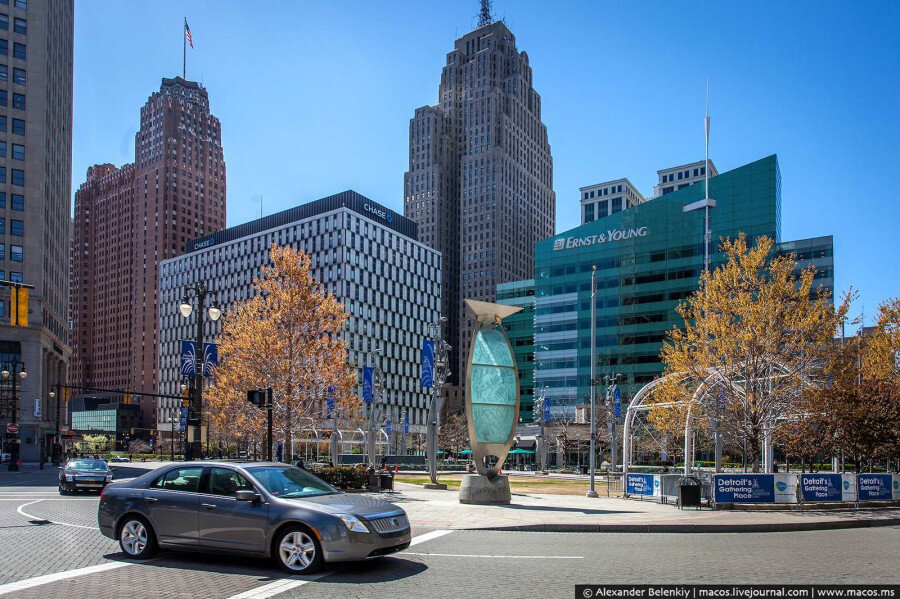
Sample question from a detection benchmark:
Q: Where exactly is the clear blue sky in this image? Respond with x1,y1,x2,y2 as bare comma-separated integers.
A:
73,1,899,323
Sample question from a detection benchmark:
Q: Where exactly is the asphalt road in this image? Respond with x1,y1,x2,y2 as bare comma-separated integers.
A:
0,466,897,599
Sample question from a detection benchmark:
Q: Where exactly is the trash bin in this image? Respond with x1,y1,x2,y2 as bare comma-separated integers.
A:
379,471,394,491
677,476,702,509
580,465,589,475
367,468,380,492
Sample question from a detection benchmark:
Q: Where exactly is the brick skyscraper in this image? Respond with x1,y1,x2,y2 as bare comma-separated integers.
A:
72,78,225,426
403,18,555,403
0,0,74,463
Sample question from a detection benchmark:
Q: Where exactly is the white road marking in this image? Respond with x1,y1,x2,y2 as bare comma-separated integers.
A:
16,499,99,530
224,573,328,599
0,562,130,596
407,528,454,546
404,552,583,559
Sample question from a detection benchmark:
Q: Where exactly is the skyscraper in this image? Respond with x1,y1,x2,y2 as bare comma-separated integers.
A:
0,0,74,463
403,15,555,402
71,77,225,427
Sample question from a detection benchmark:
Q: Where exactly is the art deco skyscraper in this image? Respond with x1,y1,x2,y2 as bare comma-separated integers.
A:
404,17,555,401
71,78,225,426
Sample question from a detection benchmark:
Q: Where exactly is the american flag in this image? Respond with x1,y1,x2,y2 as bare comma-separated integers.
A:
184,19,193,49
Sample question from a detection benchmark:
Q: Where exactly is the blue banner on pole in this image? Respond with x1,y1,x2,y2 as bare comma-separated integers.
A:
386,420,392,435
276,443,283,463
857,473,892,501
181,340,197,377
404,415,409,434
421,339,435,388
800,474,843,502
179,406,188,432
326,386,335,413
714,474,775,503
362,367,373,403
614,387,621,419
202,342,217,377
542,398,551,424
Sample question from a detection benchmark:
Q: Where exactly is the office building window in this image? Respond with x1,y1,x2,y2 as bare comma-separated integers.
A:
0,142,5,157
11,143,22,160
11,169,22,186
10,194,21,211
11,118,22,134
10,272,22,283
0,167,6,183
12,67,23,84
10,220,21,236
0,65,6,81
0,219,5,234
0,13,7,30
13,17,24,35
0,90,5,106
14,0,26,9
0,244,5,260
0,193,5,209
10,245,21,262
12,93,23,110
0,39,7,56
12,43,24,60
584,202,594,223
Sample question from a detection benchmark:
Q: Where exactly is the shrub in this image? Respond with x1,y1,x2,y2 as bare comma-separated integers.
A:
312,465,369,490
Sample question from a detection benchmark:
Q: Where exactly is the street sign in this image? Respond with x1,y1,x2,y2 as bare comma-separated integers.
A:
6,423,18,434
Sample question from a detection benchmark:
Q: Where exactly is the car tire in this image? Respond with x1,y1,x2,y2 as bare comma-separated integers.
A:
274,525,323,574
118,516,157,560
58,484,68,495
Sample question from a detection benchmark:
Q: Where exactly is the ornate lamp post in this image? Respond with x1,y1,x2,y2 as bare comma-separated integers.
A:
535,385,549,472
178,282,221,461
425,317,451,486
604,373,620,473
2,362,27,471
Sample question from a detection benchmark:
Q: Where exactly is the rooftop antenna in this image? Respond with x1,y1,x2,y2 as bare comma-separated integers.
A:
478,0,493,27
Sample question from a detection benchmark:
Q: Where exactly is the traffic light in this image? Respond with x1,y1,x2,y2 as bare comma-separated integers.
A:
123,389,132,405
130,428,135,435
62,386,71,402
9,286,27,327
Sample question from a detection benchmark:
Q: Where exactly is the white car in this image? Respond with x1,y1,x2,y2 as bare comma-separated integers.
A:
110,456,132,463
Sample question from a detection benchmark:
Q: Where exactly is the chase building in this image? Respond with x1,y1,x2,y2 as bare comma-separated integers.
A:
514,155,833,419
157,191,441,434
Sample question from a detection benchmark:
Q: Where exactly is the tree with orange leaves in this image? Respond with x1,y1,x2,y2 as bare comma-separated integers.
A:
207,244,359,462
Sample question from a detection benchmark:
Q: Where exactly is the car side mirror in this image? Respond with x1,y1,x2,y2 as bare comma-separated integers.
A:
235,490,259,502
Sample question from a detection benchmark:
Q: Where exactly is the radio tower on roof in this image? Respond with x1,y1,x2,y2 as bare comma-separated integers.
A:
478,0,493,26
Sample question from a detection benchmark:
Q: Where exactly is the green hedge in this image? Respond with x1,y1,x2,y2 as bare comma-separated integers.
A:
311,466,369,490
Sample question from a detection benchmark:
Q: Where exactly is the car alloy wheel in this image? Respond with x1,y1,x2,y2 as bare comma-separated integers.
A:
277,528,321,573
119,517,156,559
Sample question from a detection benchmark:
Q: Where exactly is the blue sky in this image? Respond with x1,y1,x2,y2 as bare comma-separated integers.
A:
73,1,899,323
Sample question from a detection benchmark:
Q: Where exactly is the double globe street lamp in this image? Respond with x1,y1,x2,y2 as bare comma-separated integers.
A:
2,362,27,471
179,282,221,461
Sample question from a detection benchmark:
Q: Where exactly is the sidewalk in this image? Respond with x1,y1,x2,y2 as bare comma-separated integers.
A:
386,482,900,533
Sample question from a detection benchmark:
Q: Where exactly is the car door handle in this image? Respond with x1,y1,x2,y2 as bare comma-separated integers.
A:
201,503,217,510
146,497,158,503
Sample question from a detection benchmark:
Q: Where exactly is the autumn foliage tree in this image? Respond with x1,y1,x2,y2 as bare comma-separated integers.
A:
652,234,847,471
207,245,359,461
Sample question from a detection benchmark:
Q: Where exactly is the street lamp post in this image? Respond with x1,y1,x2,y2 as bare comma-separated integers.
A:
179,282,221,461
2,361,27,471
50,389,58,465
536,385,549,472
605,374,620,474
365,348,384,465
425,317,450,486
587,266,598,498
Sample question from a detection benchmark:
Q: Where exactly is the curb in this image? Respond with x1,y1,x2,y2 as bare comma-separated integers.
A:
468,517,900,534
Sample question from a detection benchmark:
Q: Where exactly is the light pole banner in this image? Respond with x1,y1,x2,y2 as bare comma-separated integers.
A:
404,415,409,434
326,386,335,414
386,419,392,435
362,367,373,403
614,387,621,419
421,339,434,388
181,340,197,377
179,406,188,432
202,343,218,377
542,398,551,424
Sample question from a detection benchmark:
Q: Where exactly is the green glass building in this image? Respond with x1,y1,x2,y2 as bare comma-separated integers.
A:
506,155,833,420
497,280,536,422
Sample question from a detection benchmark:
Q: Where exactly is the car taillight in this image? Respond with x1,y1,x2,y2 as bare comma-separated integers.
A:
100,486,105,500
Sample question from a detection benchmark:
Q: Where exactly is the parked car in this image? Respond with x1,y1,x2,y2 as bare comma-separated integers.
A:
59,458,114,494
98,461,411,573
109,455,132,463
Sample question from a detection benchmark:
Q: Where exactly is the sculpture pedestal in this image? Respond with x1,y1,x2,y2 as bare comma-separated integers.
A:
458,474,511,504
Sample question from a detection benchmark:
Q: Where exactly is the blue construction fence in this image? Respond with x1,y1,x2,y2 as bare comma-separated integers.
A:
624,472,900,505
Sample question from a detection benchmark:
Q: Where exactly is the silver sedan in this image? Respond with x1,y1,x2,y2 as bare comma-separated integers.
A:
97,461,410,573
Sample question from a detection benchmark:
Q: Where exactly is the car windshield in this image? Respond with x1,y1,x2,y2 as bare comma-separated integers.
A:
247,466,338,498
67,460,108,471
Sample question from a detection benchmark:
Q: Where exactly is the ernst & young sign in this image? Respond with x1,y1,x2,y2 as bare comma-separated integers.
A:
553,227,648,251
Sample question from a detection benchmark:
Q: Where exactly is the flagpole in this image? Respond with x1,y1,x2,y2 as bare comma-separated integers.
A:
183,18,186,79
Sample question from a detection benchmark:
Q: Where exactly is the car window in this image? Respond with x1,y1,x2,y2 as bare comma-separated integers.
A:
247,466,338,498
150,467,204,492
67,460,108,471
208,467,255,497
